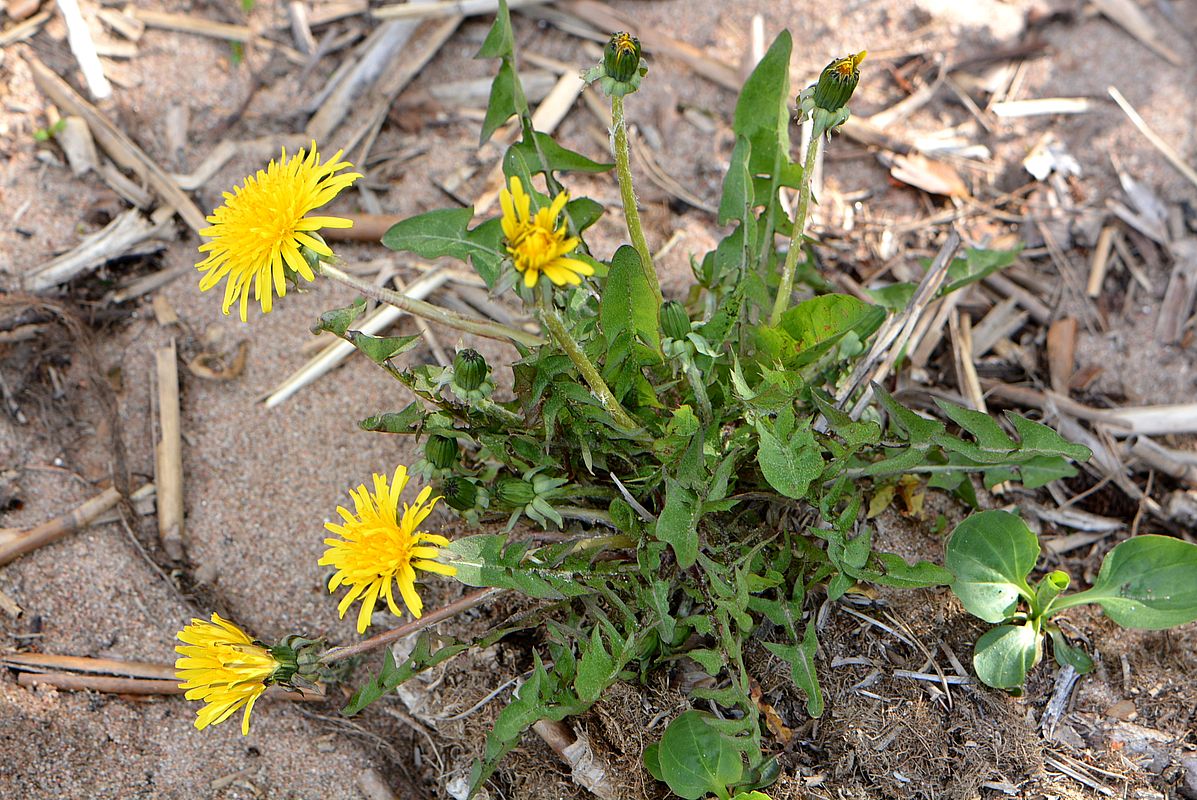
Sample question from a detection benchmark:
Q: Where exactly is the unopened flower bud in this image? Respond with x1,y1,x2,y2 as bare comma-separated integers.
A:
495,477,536,507
425,434,459,470
453,348,489,391
812,51,866,112
440,476,479,512
604,32,641,83
268,642,301,685
660,301,690,340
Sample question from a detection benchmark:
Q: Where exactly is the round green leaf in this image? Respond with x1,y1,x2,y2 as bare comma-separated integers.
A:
945,510,1038,623
1055,535,1197,629
657,711,743,800
973,622,1040,690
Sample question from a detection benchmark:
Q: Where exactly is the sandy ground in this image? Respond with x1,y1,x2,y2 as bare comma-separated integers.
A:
2,0,1197,798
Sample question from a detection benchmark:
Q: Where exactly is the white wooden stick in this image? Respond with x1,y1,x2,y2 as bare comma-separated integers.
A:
263,269,451,408
57,0,112,100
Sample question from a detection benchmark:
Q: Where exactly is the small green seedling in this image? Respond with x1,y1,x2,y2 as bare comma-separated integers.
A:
946,510,1197,690
643,711,777,800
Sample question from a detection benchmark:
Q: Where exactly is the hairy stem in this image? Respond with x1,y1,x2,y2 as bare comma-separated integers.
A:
320,587,503,664
317,261,544,348
536,290,641,434
769,132,821,326
611,94,662,306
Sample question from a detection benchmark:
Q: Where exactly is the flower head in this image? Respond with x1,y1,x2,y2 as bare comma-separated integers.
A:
499,176,594,289
175,613,279,735
320,466,456,633
197,143,362,321
812,50,867,113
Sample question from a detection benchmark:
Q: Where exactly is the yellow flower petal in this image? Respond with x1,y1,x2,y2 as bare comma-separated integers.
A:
195,142,362,321
174,614,276,736
320,467,456,632
498,177,591,291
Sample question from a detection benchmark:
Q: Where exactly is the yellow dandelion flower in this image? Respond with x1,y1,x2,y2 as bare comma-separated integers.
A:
499,175,595,289
320,465,457,633
175,613,278,735
196,143,362,321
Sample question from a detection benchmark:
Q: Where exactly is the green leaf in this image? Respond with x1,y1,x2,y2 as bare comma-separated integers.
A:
732,31,793,181
1016,455,1079,489
1005,414,1092,461
874,383,946,444
655,479,701,569
566,197,604,233
755,420,823,500
313,298,367,337
381,208,505,287
446,534,589,599
941,247,1020,296
1053,535,1197,629
509,132,613,174
345,331,421,365
945,510,1037,623
972,622,1040,690
359,402,425,434
718,135,753,226
854,551,953,589
574,626,615,703
764,621,823,717
643,742,664,782
777,294,885,368
657,711,743,800
344,634,469,715
936,400,1018,453
481,59,527,144
601,244,661,350
476,0,514,58
1048,628,1094,674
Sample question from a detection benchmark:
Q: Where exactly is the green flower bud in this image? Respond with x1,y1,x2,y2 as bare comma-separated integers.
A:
425,434,459,470
812,50,866,112
440,476,479,512
495,477,536,508
453,348,489,391
660,301,690,340
604,32,641,84
268,642,301,685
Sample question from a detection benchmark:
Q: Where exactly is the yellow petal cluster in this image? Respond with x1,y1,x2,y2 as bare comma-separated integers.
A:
196,143,361,320
320,466,456,633
175,613,278,735
499,176,595,288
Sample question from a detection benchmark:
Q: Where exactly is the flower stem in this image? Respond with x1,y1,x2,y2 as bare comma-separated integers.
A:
769,132,821,326
611,94,662,306
319,587,503,665
317,261,544,348
536,290,641,434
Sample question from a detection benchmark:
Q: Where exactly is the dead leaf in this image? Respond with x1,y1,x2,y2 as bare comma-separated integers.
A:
187,340,248,381
890,153,969,197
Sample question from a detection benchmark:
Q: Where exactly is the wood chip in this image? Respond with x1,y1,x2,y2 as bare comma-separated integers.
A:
1086,224,1115,298
990,97,1093,118
0,10,51,47
1091,0,1181,66
889,153,969,198
1108,85,1197,191
56,116,100,176
155,339,185,562
1046,316,1077,393
1155,238,1197,345
0,485,129,566
24,209,172,291
373,0,550,20
28,57,207,233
